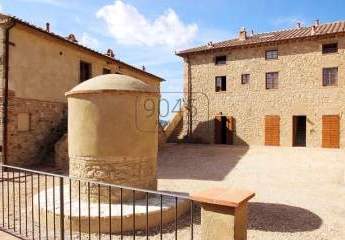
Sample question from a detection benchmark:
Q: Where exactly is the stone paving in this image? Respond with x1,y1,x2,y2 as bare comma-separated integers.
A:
1,144,345,239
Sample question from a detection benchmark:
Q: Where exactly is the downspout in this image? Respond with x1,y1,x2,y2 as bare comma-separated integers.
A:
2,20,15,164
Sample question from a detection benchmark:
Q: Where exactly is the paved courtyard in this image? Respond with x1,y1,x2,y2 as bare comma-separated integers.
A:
158,144,345,240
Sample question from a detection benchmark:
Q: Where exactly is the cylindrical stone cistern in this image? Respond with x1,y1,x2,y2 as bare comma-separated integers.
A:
34,74,189,234
66,74,159,202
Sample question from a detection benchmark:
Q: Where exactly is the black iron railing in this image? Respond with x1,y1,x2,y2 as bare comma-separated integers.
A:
0,164,198,240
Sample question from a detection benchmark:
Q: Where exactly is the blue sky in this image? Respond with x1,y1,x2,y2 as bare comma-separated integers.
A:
1,0,345,120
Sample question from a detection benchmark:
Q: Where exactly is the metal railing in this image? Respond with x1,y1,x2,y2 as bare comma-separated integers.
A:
0,164,198,240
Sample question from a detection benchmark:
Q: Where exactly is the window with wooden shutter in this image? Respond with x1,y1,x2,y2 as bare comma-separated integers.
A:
80,61,92,82
322,115,340,148
265,115,280,146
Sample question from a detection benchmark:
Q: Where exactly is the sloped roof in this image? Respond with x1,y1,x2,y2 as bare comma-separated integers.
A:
0,13,164,82
177,21,345,56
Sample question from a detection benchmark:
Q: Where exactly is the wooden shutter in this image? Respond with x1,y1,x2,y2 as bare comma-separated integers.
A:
214,116,222,144
322,115,340,148
265,115,280,146
226,116,234,145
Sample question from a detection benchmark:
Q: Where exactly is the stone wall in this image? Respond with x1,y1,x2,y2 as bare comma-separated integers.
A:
182,35,345,147
6,91,66,166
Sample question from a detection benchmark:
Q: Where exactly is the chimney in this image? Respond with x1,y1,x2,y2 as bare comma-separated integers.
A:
251,29,254,36
106,49,115,58
296,22,301,29
46,22,50,32
239,27,247,41
311,25,316,35
142,65,146,71
314,19,320,27
66,34,78,43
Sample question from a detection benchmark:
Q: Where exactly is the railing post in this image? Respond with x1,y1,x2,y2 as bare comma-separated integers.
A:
191,188,255,240
59,177,64,240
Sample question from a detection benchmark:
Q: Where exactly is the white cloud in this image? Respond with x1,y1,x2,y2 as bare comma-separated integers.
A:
96,0,198,48
273,16,306,28
80,33,99,49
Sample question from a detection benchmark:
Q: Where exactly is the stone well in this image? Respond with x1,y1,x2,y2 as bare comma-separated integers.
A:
65,74,159,202
35,74,190,233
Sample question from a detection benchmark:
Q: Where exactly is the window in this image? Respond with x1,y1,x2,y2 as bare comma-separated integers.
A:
322,43,338,54
80,61,92,82
215,76,226,92
265,50,278,60
241,74,250,84
266,72,279,89
103,68,111,74
215,55,227,65
323,67,338,86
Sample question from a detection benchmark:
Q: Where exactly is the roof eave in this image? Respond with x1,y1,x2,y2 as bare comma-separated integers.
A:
175,32,345,57
2,14,164,82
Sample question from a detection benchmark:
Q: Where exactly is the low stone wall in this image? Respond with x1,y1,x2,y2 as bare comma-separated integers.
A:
5,91,67,166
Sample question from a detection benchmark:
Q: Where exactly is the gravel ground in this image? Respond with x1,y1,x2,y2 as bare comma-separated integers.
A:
158,144,345,240
1,144,344,240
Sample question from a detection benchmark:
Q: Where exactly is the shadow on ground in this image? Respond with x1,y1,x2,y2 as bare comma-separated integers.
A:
248,202,322,232
158,144,249,181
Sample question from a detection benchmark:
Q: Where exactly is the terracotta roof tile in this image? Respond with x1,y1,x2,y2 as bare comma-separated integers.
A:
177,21,345,56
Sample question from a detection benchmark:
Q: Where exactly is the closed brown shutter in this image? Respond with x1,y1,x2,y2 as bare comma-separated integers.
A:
322,115,340,148
265,115,280,146
214,116,222,144
226,116,234,145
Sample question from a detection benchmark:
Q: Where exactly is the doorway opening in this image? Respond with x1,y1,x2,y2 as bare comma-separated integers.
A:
220,116,227,144
214,115,234,144
293,116,306,147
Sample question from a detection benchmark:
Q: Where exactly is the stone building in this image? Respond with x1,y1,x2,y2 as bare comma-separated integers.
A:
0,13,162,166
177,20,345,148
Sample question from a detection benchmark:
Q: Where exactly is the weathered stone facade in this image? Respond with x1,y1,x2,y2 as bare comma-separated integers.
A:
6,91,66,166
180,35,345,148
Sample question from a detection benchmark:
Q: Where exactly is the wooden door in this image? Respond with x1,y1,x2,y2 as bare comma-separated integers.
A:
322,115,340,148
265,115,280,146
214,116,222,144
226,116,234,145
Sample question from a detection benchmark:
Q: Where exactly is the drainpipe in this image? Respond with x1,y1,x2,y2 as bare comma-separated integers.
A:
2,20,15,164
